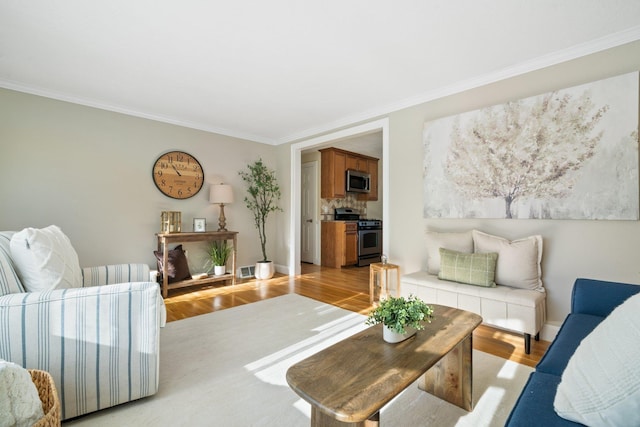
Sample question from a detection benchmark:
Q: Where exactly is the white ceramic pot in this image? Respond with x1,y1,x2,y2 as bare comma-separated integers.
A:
254,261,275,280
214,265,226,276
383,325,417,343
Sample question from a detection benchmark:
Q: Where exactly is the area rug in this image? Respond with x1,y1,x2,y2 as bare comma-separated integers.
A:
64,294,532,426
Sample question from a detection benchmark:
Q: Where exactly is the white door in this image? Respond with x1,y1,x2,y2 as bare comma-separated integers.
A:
301,161,318,264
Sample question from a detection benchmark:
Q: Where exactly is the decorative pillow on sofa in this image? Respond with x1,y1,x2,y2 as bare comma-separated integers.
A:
0,232,25,296
472,230,543,290
425,230,473,275
154,245,191,283
9,225,83,292
554,292,640,426
438,248,498,287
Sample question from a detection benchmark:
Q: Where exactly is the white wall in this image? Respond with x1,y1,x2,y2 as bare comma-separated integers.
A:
3,39,640,329
387,40,640,327
0,88,279,272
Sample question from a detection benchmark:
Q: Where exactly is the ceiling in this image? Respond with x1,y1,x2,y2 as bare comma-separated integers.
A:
1,1,639,145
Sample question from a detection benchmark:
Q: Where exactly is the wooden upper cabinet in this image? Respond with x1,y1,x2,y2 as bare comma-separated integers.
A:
320,148,346,198
346,154,367,173
364,158,379,201
320,147,378,199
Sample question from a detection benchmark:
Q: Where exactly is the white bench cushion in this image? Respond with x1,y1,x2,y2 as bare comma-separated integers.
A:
402,271,546,336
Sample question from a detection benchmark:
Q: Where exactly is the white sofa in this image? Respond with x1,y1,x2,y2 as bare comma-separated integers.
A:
401,230,546,354
0,228,166,420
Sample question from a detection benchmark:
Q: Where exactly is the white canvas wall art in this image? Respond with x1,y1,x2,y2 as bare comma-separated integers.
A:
423,72,639,219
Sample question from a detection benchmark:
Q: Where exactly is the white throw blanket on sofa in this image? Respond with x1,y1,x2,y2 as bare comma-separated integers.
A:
0,360,44,427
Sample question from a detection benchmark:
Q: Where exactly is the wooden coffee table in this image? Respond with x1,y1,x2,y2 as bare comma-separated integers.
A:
286,305,482,426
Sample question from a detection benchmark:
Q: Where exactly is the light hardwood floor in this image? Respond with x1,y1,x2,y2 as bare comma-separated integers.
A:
164,263,549,368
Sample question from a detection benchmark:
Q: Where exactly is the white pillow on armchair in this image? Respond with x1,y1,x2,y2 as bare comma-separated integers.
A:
9,225,82,292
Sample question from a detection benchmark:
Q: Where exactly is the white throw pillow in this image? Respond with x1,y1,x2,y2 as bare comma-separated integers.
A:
0,359,45,427
9,225,82,292
0,232,25,295
472,230,543,290
554,292,640,426
425,230,473,275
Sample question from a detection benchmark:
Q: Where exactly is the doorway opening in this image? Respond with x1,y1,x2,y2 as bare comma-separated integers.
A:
289,118,390,276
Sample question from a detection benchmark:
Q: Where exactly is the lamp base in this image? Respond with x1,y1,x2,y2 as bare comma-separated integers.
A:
217,204,228,232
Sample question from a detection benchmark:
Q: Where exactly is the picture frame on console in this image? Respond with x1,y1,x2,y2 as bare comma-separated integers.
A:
193,218,206,232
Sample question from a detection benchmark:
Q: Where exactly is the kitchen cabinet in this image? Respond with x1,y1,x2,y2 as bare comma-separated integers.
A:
344,224,358,266
346,154,368,173
358,158,378,202
320,147,378,200
320,148,346,198
321,221,358,268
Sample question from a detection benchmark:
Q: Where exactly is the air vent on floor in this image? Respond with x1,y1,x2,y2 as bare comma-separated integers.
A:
238,265,255,279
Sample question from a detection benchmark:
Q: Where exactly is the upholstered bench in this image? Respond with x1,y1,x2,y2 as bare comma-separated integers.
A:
401,230,547,353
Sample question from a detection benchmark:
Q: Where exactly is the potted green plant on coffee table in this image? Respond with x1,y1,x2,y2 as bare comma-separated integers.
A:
366,295,434,343
206,241,232,276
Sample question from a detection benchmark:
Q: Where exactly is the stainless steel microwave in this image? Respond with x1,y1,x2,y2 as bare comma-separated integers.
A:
346,169,370,193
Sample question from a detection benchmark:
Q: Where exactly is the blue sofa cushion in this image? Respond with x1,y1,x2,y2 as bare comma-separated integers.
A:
535,313,603,376
572,278,640,317
506,372,582,426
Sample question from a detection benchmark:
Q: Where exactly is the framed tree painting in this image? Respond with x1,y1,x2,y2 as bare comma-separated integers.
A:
423,72,639,219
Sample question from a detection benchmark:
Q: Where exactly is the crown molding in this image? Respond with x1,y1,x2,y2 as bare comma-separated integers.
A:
277,25,640,145
0,79,277,145
2,25,639,147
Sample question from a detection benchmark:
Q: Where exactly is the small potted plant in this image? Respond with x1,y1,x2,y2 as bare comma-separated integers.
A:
366,295,434,343
206,241,232,276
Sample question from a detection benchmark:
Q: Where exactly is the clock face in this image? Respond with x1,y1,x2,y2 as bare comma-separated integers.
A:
152,151,204,199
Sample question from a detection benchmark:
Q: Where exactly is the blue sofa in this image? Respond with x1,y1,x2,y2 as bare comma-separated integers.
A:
506,278,640,426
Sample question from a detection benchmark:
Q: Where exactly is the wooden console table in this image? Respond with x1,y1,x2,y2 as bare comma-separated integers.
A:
156,231,237,298
286,305,482,426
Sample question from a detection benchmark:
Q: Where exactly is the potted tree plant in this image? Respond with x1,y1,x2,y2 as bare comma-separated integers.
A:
206,241,232,276
239,158,282,279
366,295,434,343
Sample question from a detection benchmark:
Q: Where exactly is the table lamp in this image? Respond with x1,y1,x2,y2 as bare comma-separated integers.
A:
209,184,234,231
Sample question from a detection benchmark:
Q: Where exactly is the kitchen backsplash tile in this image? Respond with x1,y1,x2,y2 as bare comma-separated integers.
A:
321,194,367,220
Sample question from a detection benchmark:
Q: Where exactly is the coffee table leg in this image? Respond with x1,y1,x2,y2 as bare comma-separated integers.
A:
418,334,473,411
311,407,379,427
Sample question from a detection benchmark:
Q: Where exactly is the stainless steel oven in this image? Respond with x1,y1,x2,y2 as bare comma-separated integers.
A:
334,208,382,267
357,219,382,267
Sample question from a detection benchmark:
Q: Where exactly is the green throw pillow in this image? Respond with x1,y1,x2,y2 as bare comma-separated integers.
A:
438,248,498,287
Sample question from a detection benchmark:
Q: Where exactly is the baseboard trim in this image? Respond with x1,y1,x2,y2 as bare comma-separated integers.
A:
275,263,289,275
540,323,561,342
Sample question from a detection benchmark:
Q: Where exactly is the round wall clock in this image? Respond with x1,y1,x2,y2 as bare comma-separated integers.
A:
152,151,204,199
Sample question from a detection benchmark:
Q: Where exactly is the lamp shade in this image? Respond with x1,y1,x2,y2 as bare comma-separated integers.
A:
209,184,234,204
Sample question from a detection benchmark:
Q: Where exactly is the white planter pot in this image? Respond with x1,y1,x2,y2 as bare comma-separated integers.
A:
213,265,226,276
255,261,275,280
383,325,417,343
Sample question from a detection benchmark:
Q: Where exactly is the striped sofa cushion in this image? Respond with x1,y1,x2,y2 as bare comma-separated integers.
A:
0,231,25,295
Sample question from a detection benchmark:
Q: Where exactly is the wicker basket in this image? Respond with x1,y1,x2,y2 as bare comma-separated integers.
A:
29,369,61,427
